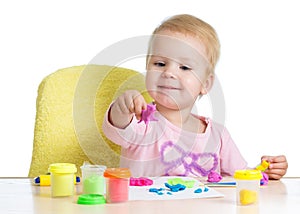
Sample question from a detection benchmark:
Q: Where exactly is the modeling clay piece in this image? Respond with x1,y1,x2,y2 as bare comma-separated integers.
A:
194,188,202,193
149,188,164,192
207,171,222,182
239,189,257,205
194,186,209,193
130,177,153,186
204,187,209,192
149,188,164,195
260,172,269,186
138,103,158,125
167,178,195,188
256,160,270,185
165,183,186,192
256,160,270,172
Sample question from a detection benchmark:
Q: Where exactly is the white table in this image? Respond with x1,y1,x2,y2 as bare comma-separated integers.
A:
0,177,299,213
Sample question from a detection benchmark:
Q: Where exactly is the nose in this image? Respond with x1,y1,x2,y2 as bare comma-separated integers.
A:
161,64,177,79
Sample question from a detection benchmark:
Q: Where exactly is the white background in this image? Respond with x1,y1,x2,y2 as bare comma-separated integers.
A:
0,0,299,177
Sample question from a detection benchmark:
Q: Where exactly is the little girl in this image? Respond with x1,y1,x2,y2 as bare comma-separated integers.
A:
102,14,288,179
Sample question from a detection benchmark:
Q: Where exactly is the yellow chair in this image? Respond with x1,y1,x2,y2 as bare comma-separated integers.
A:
28,64,151,177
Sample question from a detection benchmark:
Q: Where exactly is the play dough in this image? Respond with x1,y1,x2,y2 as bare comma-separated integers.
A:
239,189,257,205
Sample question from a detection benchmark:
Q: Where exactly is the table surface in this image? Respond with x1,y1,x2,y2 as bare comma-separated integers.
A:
1,177,299,214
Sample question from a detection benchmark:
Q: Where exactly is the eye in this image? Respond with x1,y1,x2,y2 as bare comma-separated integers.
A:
179,65,192,71
154,61,165,67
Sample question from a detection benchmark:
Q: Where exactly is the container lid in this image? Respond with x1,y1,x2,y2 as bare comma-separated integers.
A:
77,194,106,205
48,163,77,174
103,168,131,178
234,169,262,180
80,164,106,172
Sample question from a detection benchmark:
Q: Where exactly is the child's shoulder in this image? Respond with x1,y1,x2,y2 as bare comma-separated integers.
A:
193,115,229,134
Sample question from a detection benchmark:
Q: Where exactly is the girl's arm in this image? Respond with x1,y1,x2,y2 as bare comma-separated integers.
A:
109,90,147,129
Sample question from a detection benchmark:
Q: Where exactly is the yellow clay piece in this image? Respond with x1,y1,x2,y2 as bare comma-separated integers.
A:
256,160,270,172
239,189,257,205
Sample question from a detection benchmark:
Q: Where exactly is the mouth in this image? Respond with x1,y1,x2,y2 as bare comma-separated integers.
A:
157,85,181,90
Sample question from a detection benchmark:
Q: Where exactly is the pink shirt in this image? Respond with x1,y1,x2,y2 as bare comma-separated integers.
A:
102,110,247,177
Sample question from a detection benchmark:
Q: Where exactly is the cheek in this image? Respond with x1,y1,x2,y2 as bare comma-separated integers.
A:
145,71,159,91
181,77,202,96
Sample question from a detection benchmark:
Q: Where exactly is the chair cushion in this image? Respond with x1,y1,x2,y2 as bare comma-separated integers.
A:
28,64,151,177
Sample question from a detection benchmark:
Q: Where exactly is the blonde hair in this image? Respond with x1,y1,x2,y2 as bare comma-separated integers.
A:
149,14,220,74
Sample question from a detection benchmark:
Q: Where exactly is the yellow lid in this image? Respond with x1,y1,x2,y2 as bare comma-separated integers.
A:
234,169,262,180
103,168,131,178
48,163,77,174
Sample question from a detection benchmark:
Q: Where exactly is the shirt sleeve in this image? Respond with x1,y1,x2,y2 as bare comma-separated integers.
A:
219,127,248,176
102,106,148,149
102,106,133,149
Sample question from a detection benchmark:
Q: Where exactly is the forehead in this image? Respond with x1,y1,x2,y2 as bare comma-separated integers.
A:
149,31,209,67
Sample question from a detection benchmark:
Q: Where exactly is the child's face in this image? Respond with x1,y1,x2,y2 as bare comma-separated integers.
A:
146,30,212,110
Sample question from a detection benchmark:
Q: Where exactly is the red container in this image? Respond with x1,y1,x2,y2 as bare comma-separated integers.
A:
104,168,131,203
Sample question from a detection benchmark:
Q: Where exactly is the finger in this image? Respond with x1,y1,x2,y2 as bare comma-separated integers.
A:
123,94,135,114
133,104,143,119
261,155,273,162
114,98,129,114
261,155,286,164
265,167,286,174
268,161,288,170
267,172,283,180
133,97,146,119
266,169,286,180
128,102,135,114
141,101,148,110
271,155,287,163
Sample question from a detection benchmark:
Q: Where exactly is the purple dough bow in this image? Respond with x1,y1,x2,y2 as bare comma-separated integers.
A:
160,141,218,176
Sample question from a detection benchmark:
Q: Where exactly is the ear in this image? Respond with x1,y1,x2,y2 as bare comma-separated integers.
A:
200,73,214,95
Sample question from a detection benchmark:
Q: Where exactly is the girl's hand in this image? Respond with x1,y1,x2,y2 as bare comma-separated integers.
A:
261,155,288,180
109,90,147,128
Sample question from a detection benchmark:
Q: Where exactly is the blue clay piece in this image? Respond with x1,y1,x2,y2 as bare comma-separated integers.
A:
194,188,203,193
165,183,172,188
149,188,165,195
165,183,186,192
149,188,158,192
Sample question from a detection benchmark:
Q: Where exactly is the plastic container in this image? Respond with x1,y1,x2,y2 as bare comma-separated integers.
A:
103,168,131,203
234,169,262,206
80,164,106,195
48,163,77,197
